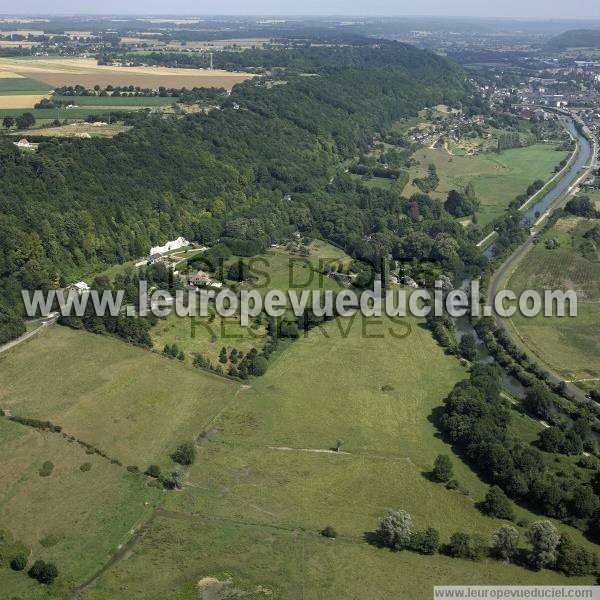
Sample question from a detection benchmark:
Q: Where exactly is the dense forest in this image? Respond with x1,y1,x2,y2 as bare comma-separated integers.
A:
0,42,478,342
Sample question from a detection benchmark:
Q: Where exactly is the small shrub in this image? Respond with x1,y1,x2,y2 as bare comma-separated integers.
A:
446,479,459,490
40,534,59,548
126,465,140,473
410,528,440,555
145,464,161,478
10,554,27,571
29,559,59,583
431,455,453,483
171,442,196,466
321,526,337,538
79,462,92,472
39,461,54,477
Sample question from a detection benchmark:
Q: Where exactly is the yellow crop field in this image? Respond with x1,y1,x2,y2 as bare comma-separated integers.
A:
0,57,254,90
0,94,48,108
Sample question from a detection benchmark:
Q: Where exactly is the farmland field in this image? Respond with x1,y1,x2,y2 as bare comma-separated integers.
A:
506,215,600,384
52,94,179,106
0,93,49,108
404,144,568,226
0,75,52,92
0,57,253,90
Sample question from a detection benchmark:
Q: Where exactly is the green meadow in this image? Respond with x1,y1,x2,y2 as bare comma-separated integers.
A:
404,144,568,226
0,76,53,93
52,94,179,107
0,243,598,598
0,313,596,598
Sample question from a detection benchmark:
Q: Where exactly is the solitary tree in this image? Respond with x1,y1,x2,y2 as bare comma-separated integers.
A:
492,525,519,562
377,510,412,550
482,486,515,520
526,520,560,570
15,112,35,130
432,454,453,483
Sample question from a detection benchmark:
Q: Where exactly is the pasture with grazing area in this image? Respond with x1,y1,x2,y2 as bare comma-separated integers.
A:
404,144,568,226
73,314,596,599
0,326,238,468
0,417,162,599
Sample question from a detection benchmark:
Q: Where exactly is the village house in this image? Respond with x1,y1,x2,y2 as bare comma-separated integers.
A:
14,138,36,150
70,281,91,295
189,270,212,286
148,236,189,259
147,253,163,265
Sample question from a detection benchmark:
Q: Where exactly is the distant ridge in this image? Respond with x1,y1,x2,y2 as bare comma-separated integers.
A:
545,28,600,50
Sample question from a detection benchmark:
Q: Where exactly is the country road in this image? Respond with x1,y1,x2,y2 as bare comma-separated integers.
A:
0,315,58,356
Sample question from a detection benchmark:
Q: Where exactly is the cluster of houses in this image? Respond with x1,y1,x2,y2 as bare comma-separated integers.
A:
409,114,485,145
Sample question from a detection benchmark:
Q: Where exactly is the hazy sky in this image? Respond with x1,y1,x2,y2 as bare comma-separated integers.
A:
3,0,600,20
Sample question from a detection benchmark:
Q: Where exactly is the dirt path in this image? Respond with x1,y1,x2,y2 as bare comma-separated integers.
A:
267,446,351,455
67,508,160,599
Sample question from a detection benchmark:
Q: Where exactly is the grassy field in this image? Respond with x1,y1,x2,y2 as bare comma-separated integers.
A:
11,121,131,138
1,232,598,597
0,76,52,93
0,106,122,120
506,214,600,385
404,144,568,226
0,417,162,598
0,310,596,597
78,313,596,599
79,514,583,600
0,326,238,468
52,94,179,107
